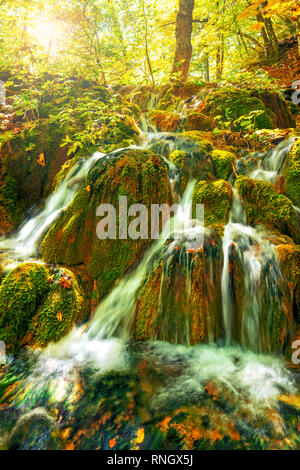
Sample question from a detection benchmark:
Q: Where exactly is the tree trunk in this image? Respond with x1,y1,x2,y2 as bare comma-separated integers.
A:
216,34,224,80
257,13,272,58
203,53,210,82
171,0,195,82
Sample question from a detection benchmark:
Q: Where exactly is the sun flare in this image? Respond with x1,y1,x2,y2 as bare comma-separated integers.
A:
29,18,64,55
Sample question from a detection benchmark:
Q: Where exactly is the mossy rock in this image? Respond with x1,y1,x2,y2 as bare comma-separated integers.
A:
193,180,233,229
98,114,140,152
133,232,223,344
211,149,236,180
282,138,300,206
156,89,182,112
183,131,214,151
236,176,299,243
0,263,49,347
148,110,180,132
41,149,174,301
185,112,216,132
0,262,87,350
30,268,84,347
169,150,187,169
203,88,275,130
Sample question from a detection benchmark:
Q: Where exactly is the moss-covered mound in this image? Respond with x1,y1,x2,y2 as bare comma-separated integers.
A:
185,112,216,132
192,180,233,229
30,268,84,347
203,88,275,131
148,110,180,132
211,149,236,180
282,138,300,206
236,176,299,243
0,122,68,232
0,263,86,350
0,263,48,347
41,149,174,300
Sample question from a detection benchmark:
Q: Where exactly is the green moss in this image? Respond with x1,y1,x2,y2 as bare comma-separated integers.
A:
169,150,187,169
157,89,181,112
0,175,18,222
0,263,49,347
236,176,299,243
211,149,236,180
282,139,300,206
185,112,215,131
204,88,275,130
31,268,84,347
193,180,233,227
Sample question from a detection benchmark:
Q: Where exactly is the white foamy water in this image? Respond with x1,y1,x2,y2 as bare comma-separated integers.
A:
221,188,282,352
249,138,294,183
0,152,105,257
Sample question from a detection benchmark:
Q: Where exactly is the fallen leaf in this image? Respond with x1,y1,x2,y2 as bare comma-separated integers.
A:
109,438,116,448
57,312,63,323
37,153,45,167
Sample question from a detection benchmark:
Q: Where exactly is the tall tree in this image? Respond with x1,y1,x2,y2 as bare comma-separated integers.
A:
171,0,195,82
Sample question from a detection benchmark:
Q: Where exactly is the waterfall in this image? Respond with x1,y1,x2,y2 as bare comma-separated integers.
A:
249,138,294,183
221,188,283,352
0,152,105,257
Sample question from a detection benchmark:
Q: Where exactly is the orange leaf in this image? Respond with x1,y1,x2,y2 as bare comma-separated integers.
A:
37,153,45,167
109,438,116,448
86,185,91,193
57,312,63,323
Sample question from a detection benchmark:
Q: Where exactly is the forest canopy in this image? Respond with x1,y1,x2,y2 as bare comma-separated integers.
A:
0,0,299,85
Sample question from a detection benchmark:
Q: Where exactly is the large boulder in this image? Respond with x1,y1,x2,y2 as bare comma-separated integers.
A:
236,176,299,243
41,149,174,300
0,263,86,350
202,88,295,131
192,179,233,231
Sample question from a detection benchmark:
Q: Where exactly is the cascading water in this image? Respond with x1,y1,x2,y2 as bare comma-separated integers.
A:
221,188,285,353
0,152,105,257
0,97,298,450
245,138,294,184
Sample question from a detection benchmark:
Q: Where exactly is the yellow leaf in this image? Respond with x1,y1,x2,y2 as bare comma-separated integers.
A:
86,185,91,193
136,427,145,444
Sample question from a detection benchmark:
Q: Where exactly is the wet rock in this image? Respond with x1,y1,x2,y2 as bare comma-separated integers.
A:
133,232,223,345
